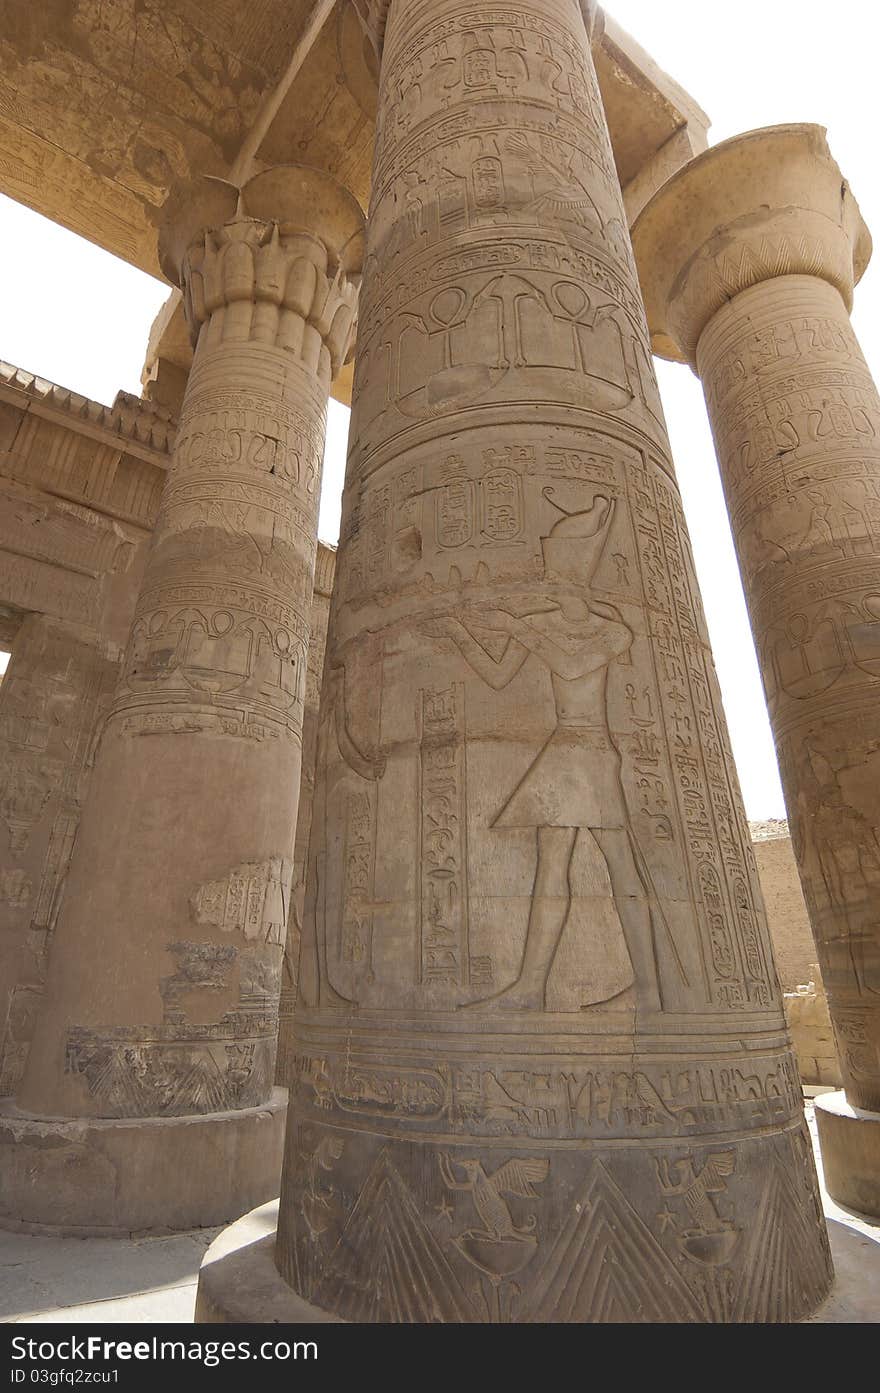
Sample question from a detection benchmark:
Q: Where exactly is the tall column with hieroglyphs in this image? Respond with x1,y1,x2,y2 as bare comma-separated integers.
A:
633,123,880,1217
268,5,832,1323
2,167,363,1235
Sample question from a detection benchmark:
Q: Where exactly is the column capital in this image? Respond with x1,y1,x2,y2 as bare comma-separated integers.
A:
158,166,365,384
631,124,871,365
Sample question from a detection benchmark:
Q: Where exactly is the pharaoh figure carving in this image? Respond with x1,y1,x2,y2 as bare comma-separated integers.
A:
429,491,673,1011
277,0,832,1321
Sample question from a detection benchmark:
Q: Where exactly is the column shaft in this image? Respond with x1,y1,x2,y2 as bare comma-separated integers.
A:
275,0,831,1323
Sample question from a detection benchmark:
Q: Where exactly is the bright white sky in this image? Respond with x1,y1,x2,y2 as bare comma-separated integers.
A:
0,0,877,816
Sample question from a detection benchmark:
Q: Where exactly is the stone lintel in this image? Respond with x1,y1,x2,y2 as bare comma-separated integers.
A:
0,362,174,465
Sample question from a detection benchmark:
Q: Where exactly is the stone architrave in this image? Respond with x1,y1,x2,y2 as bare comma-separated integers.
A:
0,166,363,1235
633,123,880,1217
257,4,831,1323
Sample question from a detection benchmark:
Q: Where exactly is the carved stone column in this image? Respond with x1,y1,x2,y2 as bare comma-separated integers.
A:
1,167,363,1235
633,123,880,1216
197,7,832,1323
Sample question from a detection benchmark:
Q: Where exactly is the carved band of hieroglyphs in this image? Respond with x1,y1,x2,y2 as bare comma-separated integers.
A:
110,601,308,738
156,476,317,561
171,393,325,500
65,1024,277,1118
353,261,661,452
374,7,616,188
294,1048,802,1140
628,454,774,1007
358,240,648,353
420,684,471,986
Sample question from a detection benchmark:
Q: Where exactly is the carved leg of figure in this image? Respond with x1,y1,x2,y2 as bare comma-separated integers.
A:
593,827,662,1012
468,826,577,1010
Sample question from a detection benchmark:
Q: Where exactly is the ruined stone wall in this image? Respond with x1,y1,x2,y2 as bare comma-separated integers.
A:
0,367,170,1094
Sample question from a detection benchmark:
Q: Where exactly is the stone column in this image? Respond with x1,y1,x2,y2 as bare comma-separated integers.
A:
633,123,880,1216
1,167,363,1235
199,3,832,1323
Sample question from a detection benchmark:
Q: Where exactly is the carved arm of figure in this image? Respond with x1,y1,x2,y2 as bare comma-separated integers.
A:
329,662,387,780
469,605,633,680
421,614,529,691
655,1156,684,1195
437,1153,472,1191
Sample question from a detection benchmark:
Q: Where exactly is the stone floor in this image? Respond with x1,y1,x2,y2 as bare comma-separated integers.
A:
1,1093,878,1324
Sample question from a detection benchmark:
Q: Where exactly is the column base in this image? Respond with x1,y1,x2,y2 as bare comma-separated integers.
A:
195,1195,877,1325
196,1201,341,1324
815,1090,880,1218
0,1087,287,1237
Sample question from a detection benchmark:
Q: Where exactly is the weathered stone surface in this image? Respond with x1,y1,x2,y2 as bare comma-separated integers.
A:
633,127,880,1128
0,1088,286,1236
270,0,832,1324
0,1,706,287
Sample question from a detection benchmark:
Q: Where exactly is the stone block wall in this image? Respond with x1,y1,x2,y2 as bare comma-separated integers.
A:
785,969,843,1088
750,820,842,1088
